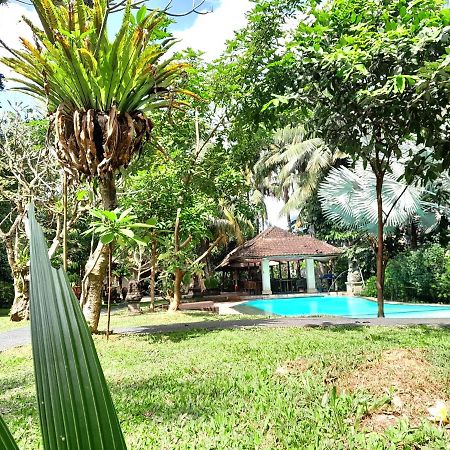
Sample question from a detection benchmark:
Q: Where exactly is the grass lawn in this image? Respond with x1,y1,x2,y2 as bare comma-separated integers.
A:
0,303,261,334
0,308,27,333
97,303,261,331
1,326,449,449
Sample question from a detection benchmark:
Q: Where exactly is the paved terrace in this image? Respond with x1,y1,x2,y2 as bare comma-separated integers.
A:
1,316,449,352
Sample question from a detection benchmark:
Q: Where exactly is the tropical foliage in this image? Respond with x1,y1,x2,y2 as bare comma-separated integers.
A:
362,244,450,303
1,0,186,179
318,162,441,235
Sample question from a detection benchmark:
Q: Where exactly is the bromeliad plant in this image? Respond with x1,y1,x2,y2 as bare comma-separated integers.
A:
0,0,187,179
0,0,189,331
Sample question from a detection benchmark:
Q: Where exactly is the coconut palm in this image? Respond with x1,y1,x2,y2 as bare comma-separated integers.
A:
254,125,345,228
1,0,186,331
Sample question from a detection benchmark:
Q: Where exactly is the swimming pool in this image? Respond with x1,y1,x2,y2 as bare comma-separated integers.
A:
238,295,450,318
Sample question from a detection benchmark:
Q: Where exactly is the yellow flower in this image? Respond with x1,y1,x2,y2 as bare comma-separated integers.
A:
428,400,449,425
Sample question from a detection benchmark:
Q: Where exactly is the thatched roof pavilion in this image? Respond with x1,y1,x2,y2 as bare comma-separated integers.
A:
217,226,341,294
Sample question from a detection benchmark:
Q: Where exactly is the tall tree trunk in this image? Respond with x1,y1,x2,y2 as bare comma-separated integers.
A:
410,221,418,250
375,173,385,318
80,172,117,332
169,269,184,312
438,215,449,247
150,239,157,312
284,187,292,231
4,237,29,321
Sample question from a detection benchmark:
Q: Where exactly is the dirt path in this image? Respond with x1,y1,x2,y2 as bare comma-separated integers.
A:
1,317,449,352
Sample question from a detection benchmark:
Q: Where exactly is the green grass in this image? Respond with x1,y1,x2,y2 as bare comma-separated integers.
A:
0,304,261,334
1,326,449,449
97,303,262,331
0,308,27,333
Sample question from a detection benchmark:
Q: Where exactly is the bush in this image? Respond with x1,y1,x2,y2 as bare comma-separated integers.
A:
361,276,377,298
363,245,450,304
434,254,450,300
204,275,220,290
0,280,14,306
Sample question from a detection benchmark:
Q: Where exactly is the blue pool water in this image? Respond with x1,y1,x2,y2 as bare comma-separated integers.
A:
241,296,450,318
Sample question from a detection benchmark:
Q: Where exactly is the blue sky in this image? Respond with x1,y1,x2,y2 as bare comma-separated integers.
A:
106,0,221,33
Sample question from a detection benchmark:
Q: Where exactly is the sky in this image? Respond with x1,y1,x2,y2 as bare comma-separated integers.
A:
0,0,287,229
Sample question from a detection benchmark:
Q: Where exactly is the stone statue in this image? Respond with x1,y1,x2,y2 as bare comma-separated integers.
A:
126,279,143,313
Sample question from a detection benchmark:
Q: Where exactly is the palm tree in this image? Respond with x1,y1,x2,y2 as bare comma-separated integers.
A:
318,161,445,315
318,162,441,234
1,0,186,331
254,125,344,229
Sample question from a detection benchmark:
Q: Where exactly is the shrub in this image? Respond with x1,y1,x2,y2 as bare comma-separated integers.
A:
362,245,450,303
364,245,449,304
0,281,14,306
361,276,377,298
204,275,220,290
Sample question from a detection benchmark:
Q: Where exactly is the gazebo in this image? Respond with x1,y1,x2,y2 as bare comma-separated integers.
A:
216,226,341,295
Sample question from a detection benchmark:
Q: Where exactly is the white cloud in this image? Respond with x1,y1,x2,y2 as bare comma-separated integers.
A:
174,0,251,60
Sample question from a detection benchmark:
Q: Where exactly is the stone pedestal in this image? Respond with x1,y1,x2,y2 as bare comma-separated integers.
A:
346,281,363,295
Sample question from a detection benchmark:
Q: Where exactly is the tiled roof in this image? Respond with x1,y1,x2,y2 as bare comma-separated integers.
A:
217,226,341,268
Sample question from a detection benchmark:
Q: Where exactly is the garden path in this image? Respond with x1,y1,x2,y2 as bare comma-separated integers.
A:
1,317,449,352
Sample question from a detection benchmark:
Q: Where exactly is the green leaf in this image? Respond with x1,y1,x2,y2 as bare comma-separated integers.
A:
28,205,127,450
76,189,89,201
354,63,368,75
119,228,134,239
102,210,118,222
118,208,133,222
394,75,406,93
128,222,153,228
132,236,148,246
136,5,147,24
100,232,115,244
90,209,105,220
0,415,19,450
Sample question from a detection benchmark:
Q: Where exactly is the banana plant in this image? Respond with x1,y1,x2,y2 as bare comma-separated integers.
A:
84,207,155,337
0,205,127,449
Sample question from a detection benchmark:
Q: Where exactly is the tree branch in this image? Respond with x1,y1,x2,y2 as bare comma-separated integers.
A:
193,234,224,265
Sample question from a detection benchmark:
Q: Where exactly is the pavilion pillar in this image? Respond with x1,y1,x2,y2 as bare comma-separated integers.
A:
306,258,317,293
261,258,272,295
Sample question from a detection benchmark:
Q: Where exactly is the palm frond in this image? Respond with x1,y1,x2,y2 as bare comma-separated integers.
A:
1,0,185,115
318,163,441,235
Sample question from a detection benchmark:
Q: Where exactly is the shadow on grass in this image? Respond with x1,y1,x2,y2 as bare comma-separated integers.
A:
110,316,450,348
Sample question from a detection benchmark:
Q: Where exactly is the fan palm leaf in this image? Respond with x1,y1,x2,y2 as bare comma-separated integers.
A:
318,162,440,235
